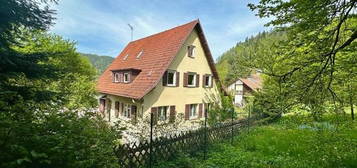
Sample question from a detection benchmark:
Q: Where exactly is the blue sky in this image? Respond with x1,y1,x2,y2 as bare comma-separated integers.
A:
50,0,270,60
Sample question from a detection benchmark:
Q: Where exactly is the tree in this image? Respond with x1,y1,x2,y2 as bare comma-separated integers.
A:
247,0,357,119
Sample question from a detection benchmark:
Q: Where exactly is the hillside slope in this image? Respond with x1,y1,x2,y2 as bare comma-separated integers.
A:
81,53,114,75
215,31,286,85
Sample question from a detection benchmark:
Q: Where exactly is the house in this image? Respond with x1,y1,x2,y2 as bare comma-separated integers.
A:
227,73,262,106
96,20,223,125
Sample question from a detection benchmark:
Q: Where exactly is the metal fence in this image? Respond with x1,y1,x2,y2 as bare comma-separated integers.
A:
113,112,255,168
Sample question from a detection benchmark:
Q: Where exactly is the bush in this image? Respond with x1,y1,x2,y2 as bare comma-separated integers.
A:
0,103,122,168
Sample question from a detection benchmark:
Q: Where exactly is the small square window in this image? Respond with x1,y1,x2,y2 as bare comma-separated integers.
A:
124,73,130,83
167,70,176,86
188,73,196,87
187,45,196,57
189,104,197,119
204,75,212,87
158,106,168,121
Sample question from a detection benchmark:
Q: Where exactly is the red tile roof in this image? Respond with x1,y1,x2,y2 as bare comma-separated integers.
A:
96,20,221,99
239,73,262,91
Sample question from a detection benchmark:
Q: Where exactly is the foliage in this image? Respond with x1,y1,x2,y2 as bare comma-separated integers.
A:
0,102,122,168
215,31,287,85
169,114,357,168
12,30,98,109
244,0,357,120
207,89,235,125
81,53,114,75
0,1,122,167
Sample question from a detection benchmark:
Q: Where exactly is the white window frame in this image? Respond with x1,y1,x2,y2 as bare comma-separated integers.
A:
114,73,120,83
204,75,212,87
166,70,176,86
189,104,198,119
158,106,168,121
123,73,130,83
187,73,196,87
123,104,131,118
188,45,196,58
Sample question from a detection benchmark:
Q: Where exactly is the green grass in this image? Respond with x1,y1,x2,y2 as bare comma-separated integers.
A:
157,114,357,168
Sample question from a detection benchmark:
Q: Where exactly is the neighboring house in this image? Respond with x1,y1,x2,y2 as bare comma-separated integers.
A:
96,20,223,125
227,73,262,107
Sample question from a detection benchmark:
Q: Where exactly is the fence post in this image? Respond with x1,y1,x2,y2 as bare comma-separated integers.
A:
203,107,207,160
149,112,153,168
248,104,251,134
231,108,234,145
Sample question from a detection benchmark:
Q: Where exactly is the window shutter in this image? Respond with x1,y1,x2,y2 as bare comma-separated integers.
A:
99,99,106,115
183,73,188,87
176,72,180,87
188,46,192,57
169,106,176,123
202,74,207,88
210,76,213,88
106,99,111,121
151,107,158,125
199,104,203,118
185,104,190,120
115,101,120,118
131,105,137,120
121,102,124,116
196,74,200,87
162,71,168,86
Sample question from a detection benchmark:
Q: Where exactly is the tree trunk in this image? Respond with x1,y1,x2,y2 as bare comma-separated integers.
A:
350,94,354,120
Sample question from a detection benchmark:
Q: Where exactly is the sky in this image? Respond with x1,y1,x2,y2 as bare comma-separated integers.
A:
50,0,271,60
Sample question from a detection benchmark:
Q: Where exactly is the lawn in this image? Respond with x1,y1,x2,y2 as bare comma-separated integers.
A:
156,114,357,168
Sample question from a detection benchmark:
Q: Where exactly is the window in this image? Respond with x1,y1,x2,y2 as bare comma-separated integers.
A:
204,75,212,87
158,106,168,121
114,73,120,82
187,45,196,57
123,73,130,83
136,50,143,59
189,104,198,119
123,54,129,60
188,73,196,87
167,70,176,86
123,103,131,118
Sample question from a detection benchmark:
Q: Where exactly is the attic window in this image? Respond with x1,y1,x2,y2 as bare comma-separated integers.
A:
187,45,196,58
136,50,144,59
123,54,129,60
123,73,130,83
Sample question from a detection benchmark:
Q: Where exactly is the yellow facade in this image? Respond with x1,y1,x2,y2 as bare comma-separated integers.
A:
102,29,220,122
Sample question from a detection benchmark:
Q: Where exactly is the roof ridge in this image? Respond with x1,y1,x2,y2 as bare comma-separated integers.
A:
128,19,199,44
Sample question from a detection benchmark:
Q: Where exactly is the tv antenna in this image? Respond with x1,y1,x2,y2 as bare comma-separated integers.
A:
128,24,134,41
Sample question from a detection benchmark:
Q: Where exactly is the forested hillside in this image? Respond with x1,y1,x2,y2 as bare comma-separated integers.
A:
81,53,114,75
215,31,286,85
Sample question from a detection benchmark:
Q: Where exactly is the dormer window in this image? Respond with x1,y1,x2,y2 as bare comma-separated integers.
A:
111,68,140,84
136,50,143,59
123,73,130,83
187,45,196,58
114,73,120,83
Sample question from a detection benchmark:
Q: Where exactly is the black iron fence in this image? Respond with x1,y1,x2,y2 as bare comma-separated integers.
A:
113,115,256,168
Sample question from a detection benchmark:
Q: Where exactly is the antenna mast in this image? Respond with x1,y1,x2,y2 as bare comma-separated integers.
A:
128,24,134,41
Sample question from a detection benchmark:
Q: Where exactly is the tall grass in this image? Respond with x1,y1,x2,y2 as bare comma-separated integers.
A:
157,114,357,168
